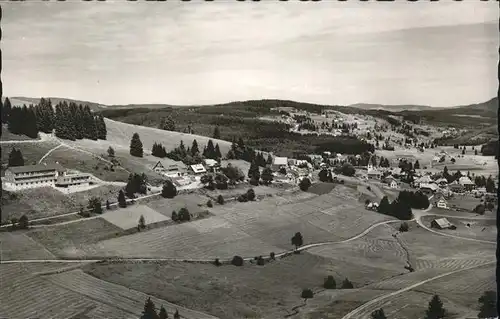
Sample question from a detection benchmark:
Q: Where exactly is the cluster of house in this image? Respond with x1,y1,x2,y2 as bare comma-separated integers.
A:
3,163,92,191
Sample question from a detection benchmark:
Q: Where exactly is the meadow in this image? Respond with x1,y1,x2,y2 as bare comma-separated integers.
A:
1,140,60,171
1,184,124,223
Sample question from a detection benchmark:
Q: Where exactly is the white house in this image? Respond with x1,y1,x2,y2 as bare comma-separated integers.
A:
3,163,70,191
189,164,207,175
458,176,475,191
420,183,439,193
272,157,288,172
389,179,398,189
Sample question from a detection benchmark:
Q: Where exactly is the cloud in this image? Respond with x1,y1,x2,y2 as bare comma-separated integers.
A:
2,1,497,106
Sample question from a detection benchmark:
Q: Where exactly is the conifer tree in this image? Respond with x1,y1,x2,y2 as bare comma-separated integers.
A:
158,306,168,319
130,133,144,157
96,114,107,139
213,126,221,139
25,106,39,138
141,297,160,319
159,115,176,131
425,295,446,319
214,144,222,160
191,139,199,157
371,309,387,319
2,97,12,124
173,310,180,319
118,190,127,208
8,148,24,167
267,154,273,165
206,140,215,159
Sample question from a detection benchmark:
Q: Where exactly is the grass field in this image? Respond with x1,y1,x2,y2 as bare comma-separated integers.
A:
101,204,170,230
0,263,212,319
307,182,336,195
144,193,210,217
1,140,60,170
41,145,131,182
0,231,56,261
1,185,124,223
84,251,402,319
414,263,495,308
393,222,495,271
421,215,496,242
27,218,123,258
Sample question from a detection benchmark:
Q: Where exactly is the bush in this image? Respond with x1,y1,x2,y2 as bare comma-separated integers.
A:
270,252,275,260
323,275,336,289
217,195,225,205
231,255,244,266
214,258,221,267
18,215,29,229
299,177,312,191
162,180,177,199
341,278,354,289
301,289,314,299
246,188,256,201
256,256,265,266
399,222,409,232
207,200,213,208
237,194,248,202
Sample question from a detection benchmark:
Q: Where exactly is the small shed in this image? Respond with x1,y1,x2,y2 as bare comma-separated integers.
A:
431,218,456,230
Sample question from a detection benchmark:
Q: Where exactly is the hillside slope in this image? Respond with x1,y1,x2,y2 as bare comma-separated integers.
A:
9,97,105,111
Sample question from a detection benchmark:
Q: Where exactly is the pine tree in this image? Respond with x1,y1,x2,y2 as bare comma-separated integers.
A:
141,297,160,319
25,106,39,138
138,215,146,229
118,190,127,208
162,180,177,199
130,133,144,157
173,310,180,319
206,140,215,159
478,291,497,318
2,97,12,124
414,160,420,170
191,139,199,157
95,114,107,140
267,154,273,165
160,115,176,131
158,306,168,319
378,196,391,215
213,126,221,139
261,167,273,185
214,144,222,160
371,309,387,319
425,295,446,319
8,148,24,167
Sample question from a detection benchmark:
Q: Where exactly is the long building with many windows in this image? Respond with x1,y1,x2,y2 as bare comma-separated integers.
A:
3,163,92,191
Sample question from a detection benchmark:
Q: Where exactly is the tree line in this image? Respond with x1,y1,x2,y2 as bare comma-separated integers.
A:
1,97,107,141
370,291,497,319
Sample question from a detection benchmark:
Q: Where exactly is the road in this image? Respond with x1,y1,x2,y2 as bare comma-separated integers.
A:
340,260,496,319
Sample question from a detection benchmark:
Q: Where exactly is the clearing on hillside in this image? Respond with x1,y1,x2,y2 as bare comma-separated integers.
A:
101,204,170,230
144,193,209,217
421,215,496,242
1,141,60,170
26,218,123,258
66,118,232,156
41,145,130,182
1,184,124,223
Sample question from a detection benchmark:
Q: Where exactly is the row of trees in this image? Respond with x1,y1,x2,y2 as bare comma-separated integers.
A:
378,196,413,220
140,297,180,319
370,291,497,319
2,97,108,141
247,161,274,185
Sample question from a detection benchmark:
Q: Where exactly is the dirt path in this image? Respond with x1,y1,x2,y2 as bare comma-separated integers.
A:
340,260,496,319
38,143,64,163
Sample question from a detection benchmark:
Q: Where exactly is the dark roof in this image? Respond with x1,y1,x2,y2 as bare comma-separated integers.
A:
7,163,65,174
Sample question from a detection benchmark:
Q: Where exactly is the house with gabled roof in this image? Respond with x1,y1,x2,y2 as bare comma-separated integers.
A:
4,163,66,191
431,218,456,230
272,156,288,172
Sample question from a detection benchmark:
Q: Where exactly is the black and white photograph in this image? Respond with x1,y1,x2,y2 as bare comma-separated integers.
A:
0,1,498,318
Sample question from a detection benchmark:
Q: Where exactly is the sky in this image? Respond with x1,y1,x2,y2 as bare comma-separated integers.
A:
2,1,498,107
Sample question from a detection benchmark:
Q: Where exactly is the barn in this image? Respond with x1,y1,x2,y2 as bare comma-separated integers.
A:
431,218,456,230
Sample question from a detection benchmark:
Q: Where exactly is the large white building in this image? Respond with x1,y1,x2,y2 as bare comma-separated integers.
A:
3,163,90,191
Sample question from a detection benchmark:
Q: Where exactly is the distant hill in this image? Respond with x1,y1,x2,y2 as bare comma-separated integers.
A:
349,103,436,112
8,97,106,111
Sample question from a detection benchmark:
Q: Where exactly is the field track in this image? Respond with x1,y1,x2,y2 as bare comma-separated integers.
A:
340,260,496,319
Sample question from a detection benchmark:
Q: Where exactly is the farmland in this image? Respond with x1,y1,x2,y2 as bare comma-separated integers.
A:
84,252,399,319
421,215,497,242
0,263,214,319
26,218,124,258
101,204,170,230
1,184,124,223
0,231,56,261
